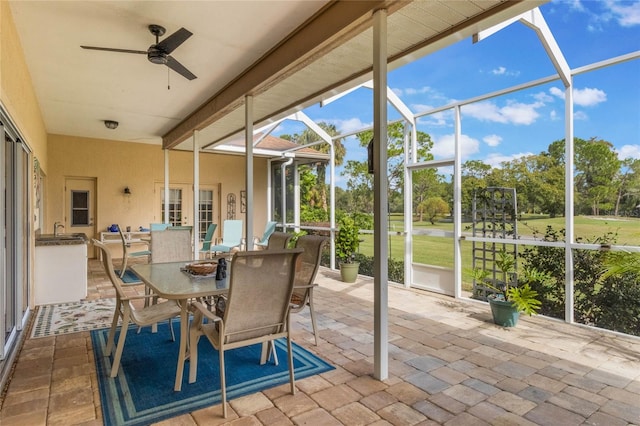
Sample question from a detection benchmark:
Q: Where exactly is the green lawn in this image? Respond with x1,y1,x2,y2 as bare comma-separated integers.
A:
357,214,640,290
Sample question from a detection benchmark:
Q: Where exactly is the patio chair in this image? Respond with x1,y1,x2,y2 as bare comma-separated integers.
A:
210,219,243,254
117,226,151,278
93,240,181,378
253,221,277,249
199,223,218,259
292,234,329,346
266,232,292,250
188,248,304,418
151,228,192,263
150,223,172,231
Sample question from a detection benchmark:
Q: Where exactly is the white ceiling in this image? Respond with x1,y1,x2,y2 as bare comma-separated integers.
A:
8,1,544,151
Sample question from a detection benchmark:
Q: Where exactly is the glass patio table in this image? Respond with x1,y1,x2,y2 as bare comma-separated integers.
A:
131,259,229,391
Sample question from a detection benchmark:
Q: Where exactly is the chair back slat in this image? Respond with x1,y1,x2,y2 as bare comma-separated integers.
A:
293,235,328,303
266,232,292,250
201,223,217,251
256,221,278,246
223,249,303,343
93,239,126,298
151,229,192,263
150,223,172,231
221,220,243,247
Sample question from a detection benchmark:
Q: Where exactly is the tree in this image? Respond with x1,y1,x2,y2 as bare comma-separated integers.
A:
418,197,450,225
280,122,346,214
574,137,621,215
613,158,640,216
413,168,447,221
461,160,492,215
345,122,435,216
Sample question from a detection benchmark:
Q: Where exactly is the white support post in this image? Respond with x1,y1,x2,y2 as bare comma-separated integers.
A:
403,122,412,289
164,149,170,224
281,158,292,231
565,78,575,323
267,158,273,222
330,142,336,269
193,131,200,260
453,106,463,299
372,7,388,382
294,162,300,232
245,95,254,251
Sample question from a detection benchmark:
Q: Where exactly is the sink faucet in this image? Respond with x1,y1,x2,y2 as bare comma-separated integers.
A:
54,221,64,236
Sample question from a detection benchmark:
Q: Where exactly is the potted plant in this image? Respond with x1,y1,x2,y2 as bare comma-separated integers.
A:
336,216,360,283
473,250,545,327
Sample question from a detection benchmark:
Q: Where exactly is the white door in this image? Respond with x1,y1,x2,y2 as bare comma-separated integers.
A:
154,183,219,242
65,177,97,258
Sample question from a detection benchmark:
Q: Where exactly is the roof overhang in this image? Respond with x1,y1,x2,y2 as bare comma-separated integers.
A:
166,0,545,152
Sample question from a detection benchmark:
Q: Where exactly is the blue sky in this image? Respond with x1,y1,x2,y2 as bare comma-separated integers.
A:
273,0,640,186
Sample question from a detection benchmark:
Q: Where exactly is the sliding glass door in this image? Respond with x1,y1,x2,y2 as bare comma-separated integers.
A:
1,120,31,362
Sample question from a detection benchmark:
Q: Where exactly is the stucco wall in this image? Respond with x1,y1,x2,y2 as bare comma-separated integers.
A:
47,134,269,244
0,2,47,170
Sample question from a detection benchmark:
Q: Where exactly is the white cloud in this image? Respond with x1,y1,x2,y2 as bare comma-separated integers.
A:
330,117,371,134
606,0,640,27
462,100,542,125
412,103,435,114
550,110,559,121
574,87,607,106
432,134,480,159
415,107,452,127
490,66,520,77
534,91,554,103
404,86,434,96
618,144,640,159
550,86,564,99
484,152,535,168
483,134,502,147
574,110,589,120
564,0,639,31
568,0,586,13
549,86,607,106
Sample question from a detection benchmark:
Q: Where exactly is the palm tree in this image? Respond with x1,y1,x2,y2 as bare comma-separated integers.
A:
284,122,346,212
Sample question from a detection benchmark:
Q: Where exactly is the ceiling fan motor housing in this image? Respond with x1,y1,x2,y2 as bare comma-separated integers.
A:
148,48,168,65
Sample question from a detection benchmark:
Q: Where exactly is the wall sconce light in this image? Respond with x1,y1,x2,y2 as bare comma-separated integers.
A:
123,186,131,195
104,120,119,130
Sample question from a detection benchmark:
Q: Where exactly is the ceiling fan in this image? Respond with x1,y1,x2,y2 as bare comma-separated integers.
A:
81,24,197,81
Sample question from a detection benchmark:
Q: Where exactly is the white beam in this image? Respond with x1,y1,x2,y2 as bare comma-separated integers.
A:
163,150,169,224
372,7,389,382
193,131,200,260
565,78,575,323
245,95,254,250
453,106,462,299
403,123,412,289
520,8,571,87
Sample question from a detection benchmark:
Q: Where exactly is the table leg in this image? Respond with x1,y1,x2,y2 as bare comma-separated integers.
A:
174,299,188,391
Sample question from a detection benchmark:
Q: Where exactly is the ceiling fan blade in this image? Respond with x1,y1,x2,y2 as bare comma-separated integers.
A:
156,27,192,54
81,46,148,55
166,56,197,80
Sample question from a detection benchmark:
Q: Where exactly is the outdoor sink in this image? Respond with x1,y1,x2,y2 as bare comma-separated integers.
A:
37,233,87,241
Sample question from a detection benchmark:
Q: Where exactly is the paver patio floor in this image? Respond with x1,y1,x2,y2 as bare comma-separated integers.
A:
1,259,639,425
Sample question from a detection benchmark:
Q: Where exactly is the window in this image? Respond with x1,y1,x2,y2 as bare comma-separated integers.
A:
71,190,90,226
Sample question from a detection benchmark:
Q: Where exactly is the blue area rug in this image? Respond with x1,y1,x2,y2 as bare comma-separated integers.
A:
114,269,142,284
91,321,334,426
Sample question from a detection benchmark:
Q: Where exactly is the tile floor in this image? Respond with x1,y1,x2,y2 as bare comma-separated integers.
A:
1,258,639,425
